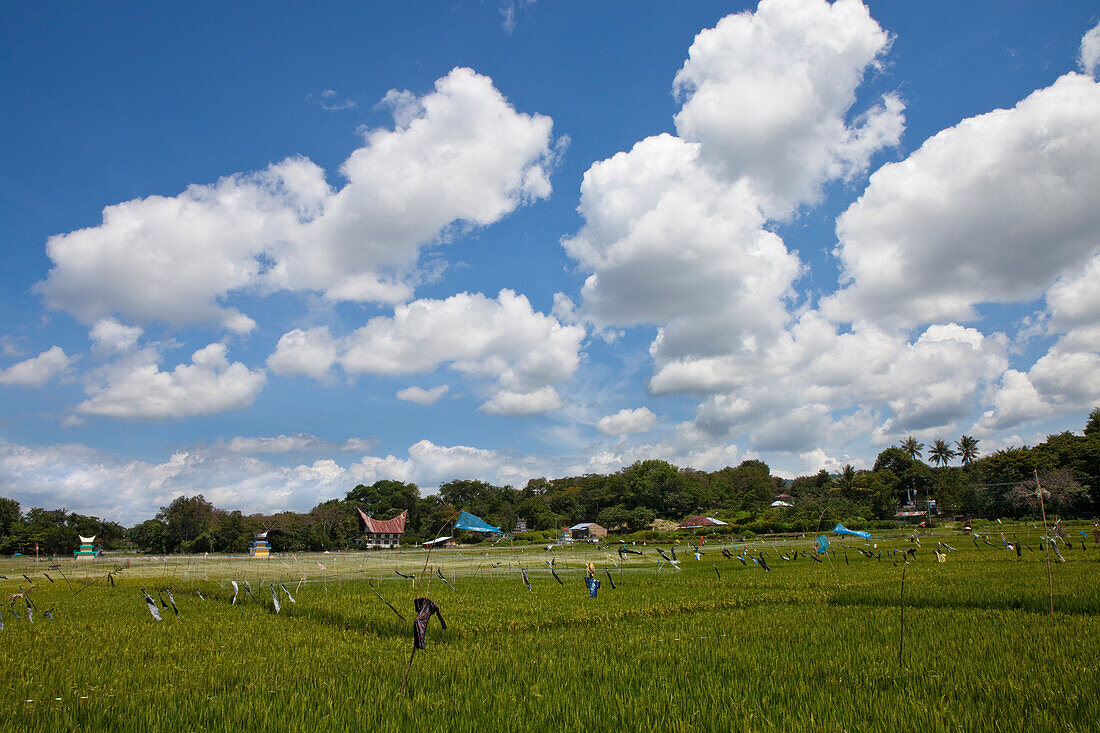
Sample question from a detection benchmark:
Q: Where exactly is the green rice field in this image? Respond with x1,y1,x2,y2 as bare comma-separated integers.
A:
2,525,1098,732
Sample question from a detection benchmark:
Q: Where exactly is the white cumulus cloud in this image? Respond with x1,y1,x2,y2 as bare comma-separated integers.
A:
77,343,265,419
479,385,563,415
336,290,584,415
0,346,74,387
596,407,657,435
90,318,143,356
266,326,340,380
0,440,352,525
825,72,1100,328
1081,21,1100,77
396,385,450,404
38,68,558,331
672,0,902,216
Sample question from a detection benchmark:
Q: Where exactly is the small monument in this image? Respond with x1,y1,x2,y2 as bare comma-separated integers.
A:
249,531,270,558
74,534,97,561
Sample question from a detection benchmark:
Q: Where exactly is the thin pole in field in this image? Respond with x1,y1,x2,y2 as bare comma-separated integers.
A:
400,647,417,695
898,562,906,670
1036,469,1054,615
418,511,461,590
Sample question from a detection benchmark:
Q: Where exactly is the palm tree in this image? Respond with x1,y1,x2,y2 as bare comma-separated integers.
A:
832,464,857,496
901,436,924,461
928,439,957,467
955,435,979,465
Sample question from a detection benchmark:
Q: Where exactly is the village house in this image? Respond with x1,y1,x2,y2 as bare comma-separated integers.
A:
357,508,407,549
568,522,607,541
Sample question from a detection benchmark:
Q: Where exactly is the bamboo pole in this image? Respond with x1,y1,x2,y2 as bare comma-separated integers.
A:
400,647,417,695
1036,469,1054,615
898,562,906,670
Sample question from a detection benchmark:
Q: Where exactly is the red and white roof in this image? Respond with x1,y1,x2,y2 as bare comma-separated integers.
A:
357,508,407,534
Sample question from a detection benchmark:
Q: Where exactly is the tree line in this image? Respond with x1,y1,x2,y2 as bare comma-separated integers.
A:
2,409,1097,556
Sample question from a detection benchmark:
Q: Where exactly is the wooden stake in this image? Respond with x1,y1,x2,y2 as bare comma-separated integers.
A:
400,646,418,695
1036,469,1054,615
419,512,461,590
898,562,906,670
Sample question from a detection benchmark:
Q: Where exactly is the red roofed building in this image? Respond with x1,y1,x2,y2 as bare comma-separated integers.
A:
357,508,407,549
677,515,729,530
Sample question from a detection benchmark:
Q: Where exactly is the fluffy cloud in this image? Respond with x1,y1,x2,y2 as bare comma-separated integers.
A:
275,68,558,301
1046,253,1100,333
975,340,1100,436
39,68,557,330
672,0,902,216
0,439,350,525
596,407,657,435
90,318,143,356
39,157,324,332
77,343,265,419
668,315,1006,454
396,385,450,404
563,134,801,359
350,439,543,489
1081,21,1100,77
0,346,74,387
266,290,583,416
479,386,562,415
1028,346,1100,407
267,326,340,380
561,0,912,458
825,73,1100,327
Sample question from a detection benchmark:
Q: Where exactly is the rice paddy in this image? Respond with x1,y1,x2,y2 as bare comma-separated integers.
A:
2,525,1098,732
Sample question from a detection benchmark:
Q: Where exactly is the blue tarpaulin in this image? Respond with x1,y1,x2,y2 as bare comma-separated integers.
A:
454,511,501,533
815,535,830,554
833,523,871,540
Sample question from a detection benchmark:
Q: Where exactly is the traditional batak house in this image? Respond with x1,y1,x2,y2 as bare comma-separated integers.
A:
74,535,97,561
357,508,407,549
249,532,270,558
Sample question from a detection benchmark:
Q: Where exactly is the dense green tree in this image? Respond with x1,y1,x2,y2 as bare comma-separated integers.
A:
128,519,169,553
874,447,932,505
346,480,420,519
516,496,560,531
212,511,250,553
932,467,970,515
157,495,220,553
0,497,20,538
1085,407,1100,436
597,505,655,533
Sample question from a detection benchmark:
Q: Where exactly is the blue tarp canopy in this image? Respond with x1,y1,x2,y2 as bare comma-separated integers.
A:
454,511,501,533
833,523,871,540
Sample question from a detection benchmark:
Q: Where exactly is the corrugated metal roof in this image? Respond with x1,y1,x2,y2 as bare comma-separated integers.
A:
678,515,725,529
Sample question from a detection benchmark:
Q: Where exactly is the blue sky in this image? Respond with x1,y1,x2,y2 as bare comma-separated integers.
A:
2,0,1099,524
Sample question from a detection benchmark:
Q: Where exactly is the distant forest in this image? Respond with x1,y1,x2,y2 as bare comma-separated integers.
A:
2,409,1097,556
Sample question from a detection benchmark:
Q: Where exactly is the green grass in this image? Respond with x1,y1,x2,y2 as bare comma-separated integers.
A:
1,527,1098,731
